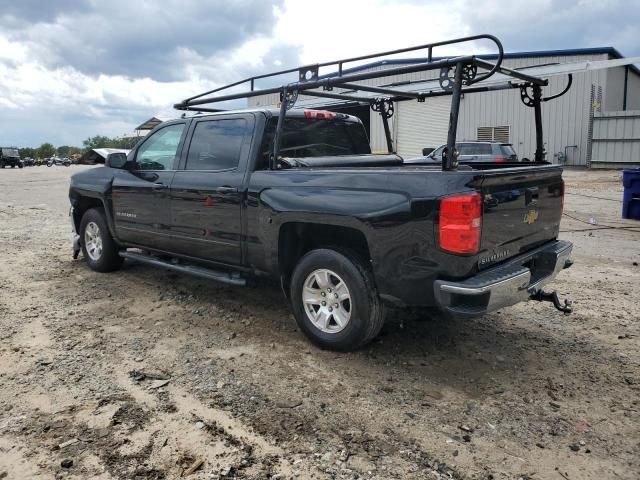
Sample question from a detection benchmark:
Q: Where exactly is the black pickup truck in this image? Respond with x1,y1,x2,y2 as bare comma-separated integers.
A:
68,36,574,351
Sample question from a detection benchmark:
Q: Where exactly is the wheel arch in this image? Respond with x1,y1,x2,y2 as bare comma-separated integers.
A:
277,221,373,299
71,195,118,241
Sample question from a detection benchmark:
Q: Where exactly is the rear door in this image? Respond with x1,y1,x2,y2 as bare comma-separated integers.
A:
112,122,186,248
167,114,254,265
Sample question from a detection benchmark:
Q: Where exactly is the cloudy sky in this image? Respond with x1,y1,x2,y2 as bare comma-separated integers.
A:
1,0,638,147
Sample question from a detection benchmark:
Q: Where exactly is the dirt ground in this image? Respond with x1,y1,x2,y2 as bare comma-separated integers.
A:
0,165,638,480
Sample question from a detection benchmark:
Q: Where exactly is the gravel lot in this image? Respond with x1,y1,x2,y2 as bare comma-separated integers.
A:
0,165,638,480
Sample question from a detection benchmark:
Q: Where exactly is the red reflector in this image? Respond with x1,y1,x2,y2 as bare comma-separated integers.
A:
439,193,482,254
304,109,335,119
495,157,508,163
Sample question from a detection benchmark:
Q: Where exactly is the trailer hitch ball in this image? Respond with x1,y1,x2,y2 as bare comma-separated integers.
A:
530,289,573,314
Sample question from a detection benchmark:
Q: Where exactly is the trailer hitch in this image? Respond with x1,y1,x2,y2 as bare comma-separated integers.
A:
530,289,572,314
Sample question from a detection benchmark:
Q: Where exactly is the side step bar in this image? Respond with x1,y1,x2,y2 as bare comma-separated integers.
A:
119,251,246,286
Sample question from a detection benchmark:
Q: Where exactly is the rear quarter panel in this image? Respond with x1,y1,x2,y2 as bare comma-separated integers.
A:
246,168,485,306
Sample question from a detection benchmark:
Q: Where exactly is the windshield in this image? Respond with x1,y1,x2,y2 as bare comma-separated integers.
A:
498,144,517,158
260,116,370,167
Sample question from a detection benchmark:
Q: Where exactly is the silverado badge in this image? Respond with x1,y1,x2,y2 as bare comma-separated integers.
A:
523,209,539,225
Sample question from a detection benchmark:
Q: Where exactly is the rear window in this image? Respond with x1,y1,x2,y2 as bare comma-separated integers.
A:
457,143,493,155
260,117,370,168
498,144,517,156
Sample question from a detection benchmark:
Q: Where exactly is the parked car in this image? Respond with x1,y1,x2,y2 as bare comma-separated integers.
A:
68,108,572,351
22,157,36,167
405,141,520,164
0,147,23,168
47,157,71,167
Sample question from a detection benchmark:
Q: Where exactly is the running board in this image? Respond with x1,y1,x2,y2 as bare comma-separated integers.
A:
119,251,246,286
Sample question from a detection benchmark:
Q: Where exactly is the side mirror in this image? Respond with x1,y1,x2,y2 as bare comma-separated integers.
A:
105,152,128,169
422,147,435,156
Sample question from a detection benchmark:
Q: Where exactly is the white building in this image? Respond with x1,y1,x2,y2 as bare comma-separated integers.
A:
250,47,640,167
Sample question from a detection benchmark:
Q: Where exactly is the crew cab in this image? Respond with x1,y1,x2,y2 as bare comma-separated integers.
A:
69,107,572,351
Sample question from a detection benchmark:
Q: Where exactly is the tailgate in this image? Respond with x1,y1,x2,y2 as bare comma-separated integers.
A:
478,166,563,269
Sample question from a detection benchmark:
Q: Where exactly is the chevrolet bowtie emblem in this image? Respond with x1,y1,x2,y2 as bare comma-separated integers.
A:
524,209,539,225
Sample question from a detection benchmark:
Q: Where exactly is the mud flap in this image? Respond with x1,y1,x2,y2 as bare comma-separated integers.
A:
73,234,81,259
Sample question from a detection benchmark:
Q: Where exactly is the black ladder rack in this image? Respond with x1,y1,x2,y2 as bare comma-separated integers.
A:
174,34,560,170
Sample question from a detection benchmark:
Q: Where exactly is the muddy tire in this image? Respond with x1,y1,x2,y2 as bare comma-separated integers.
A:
290,248,385,352
79,207,123,272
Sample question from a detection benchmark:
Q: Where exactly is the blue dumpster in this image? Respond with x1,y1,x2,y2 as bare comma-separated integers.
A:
623,168,640,220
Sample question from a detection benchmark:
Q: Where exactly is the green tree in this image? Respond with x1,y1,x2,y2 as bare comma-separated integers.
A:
57,145,71,157
114,136,140,149
82,135,112,150
82,135,139,151
69,146,83,157
37,143,56,159
19,147,37,158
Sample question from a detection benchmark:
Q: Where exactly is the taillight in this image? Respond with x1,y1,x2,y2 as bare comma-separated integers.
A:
439,193,482,254
495,157,508,163
560,179,565,215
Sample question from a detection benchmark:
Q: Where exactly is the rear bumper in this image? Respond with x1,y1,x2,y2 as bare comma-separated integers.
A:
434,240,572,317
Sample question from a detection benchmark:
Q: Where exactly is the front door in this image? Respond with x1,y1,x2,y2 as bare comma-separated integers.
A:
112,122,186,249
168,115,253,265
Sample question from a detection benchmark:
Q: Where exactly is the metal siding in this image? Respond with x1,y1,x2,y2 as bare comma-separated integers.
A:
248,52,640,167
591,110,640,168
458,53,610,165
395,97,450,157
627,72,640,110
606,67,626,111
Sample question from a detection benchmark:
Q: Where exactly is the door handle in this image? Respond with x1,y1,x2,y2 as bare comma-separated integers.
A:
216,186,238,194
152,182,168,191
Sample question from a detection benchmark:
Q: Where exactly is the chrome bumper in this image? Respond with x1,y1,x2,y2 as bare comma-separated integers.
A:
434,240,573,317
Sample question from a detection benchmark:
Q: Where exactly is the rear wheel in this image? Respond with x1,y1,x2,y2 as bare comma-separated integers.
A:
79,208,123,272
290,248,385,351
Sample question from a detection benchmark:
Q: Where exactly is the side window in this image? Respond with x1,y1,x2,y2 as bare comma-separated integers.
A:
431,146,444,159
186,119,247,171
134,124,185,170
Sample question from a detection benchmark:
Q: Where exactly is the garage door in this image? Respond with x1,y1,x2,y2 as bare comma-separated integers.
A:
395,97,450,158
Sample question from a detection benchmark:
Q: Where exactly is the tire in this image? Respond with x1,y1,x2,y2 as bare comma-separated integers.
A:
18,163,23,169
289,248,386,352
79,208,124,272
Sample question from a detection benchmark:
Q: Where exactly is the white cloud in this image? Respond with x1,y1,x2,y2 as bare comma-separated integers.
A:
0,0,638,147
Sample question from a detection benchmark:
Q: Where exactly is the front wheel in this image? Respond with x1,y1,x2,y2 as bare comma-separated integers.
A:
289,248,385,352
79,208,123,272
